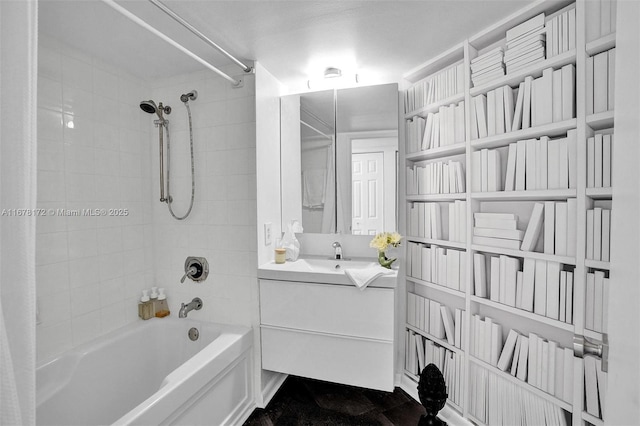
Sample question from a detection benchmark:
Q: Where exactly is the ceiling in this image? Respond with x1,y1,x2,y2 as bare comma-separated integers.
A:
38,0,530,92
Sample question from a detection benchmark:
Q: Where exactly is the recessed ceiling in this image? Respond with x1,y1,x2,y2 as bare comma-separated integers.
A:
38,0,530,91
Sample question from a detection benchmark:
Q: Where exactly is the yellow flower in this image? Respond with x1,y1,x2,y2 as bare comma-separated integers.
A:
369,232,402,252
389,232,402,247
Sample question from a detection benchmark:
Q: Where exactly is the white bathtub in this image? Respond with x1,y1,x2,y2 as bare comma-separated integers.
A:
36,318,254,426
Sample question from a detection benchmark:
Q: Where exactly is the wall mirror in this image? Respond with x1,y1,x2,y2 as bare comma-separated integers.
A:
280,83,399,235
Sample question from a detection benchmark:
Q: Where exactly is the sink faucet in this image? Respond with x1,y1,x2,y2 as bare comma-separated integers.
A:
178,297,203,318
332,241,342,260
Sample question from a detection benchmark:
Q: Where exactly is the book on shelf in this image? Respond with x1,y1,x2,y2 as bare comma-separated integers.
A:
588,48,615,115
585,271,609,333
520,202,544,251
586,207,612,261
587,133,614,189
405,63,465,113
545,7,576,59
584,355,600,418
586,0,618,43
596,356,608,418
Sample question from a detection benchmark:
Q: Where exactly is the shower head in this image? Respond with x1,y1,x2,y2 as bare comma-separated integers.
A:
140,100,158,115
140,100,171,118
180,90,198,103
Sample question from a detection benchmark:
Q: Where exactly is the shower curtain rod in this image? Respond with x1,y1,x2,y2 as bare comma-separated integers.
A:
100,0,243,86
148,0,253,74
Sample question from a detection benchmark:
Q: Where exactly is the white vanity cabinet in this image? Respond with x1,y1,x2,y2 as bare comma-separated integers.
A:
259,278,395,391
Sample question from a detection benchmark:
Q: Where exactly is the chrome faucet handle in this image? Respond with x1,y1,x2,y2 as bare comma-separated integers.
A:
332,241,342,260
180,266,198,283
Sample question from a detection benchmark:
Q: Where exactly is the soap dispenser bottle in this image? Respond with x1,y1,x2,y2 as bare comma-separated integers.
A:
149,286,159,317
155,288,170,318
138,290,153,320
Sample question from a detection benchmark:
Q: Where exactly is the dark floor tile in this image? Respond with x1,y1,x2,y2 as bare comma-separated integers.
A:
361,387,412,412
381,400,426,425
243,376,425,426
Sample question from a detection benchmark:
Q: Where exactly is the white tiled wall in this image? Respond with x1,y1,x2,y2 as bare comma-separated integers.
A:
36,38,154,361
36,37,258,361
150,66,257,327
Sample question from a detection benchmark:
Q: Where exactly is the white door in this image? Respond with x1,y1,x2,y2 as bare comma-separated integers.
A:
352,152,384,235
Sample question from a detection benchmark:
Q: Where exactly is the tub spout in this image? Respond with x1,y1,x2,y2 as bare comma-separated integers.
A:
179,297,203,318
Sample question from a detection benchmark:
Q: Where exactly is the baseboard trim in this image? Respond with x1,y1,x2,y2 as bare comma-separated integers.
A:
259,372,288,408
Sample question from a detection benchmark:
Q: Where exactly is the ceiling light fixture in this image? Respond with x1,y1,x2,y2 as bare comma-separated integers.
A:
307,68,359,90
324,67,342,78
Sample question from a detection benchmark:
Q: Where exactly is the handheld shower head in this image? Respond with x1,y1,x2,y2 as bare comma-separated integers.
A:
140,100,157,115
140,100,171,119
180,90,198,103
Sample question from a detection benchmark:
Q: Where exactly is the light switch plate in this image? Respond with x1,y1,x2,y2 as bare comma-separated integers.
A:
264,222,272,246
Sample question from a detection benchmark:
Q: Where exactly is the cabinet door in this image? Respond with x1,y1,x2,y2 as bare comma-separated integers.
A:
260,279,394,340
261,326,394,391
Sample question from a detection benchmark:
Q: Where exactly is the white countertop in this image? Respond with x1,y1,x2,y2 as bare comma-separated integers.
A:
258,256,398,288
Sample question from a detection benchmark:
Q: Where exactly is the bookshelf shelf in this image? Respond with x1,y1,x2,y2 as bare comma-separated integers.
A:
407,276,466,298
585,259,610,270
582,410,604,426
585,187,612,200
406,324,463,354
406,142,466,162
471,244,577,265
406,193,466,202
405,93,465,119
469,356,573,411
471,188,577,201
471,295,575,332
470,49,577,96
586,110,614,130
586,32,616,56
584,329,604,342
470,118,577,150
405,236,466,250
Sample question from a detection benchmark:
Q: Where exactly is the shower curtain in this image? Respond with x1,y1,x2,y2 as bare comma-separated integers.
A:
0,0,38,424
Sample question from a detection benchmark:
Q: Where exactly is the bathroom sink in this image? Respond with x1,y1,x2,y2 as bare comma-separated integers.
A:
258,256,397,288
301,258,378,273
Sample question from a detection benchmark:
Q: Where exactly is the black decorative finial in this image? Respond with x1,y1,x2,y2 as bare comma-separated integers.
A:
417,363,448,426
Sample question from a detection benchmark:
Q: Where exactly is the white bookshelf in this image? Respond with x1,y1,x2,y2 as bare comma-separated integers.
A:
399,1,615,424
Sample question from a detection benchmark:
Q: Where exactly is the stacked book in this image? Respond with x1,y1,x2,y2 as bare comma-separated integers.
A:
471,47,505,88
472,212,523,250
470,363,569,425
587,133,613,188
474,252,574,324
545,7,576,58
504,13,546,75
586,207,612,261
585,270,609,333
406,242,467,292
